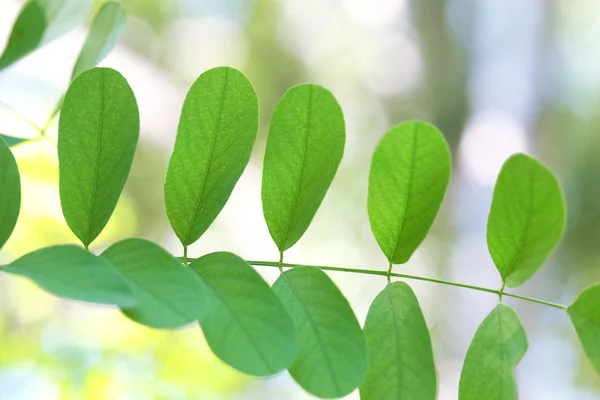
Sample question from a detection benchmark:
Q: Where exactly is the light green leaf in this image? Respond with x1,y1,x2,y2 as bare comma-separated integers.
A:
72,1,126,79
4,245,135,306
0,1,45,70
58,67,139,247
272,267,367,398
368,120,451,264
487,153,566,287
0,137,21,250
568,285,600,376
101,238,208,329
262,84,345,252
0,134,28,148
459,305,528,400
164,67,259,246
0,0,91,70
190,252,297,376
360,281,436,400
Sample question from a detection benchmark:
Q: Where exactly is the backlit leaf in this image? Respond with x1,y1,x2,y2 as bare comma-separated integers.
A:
568,285,600,376
262,84,345,252
58,67,139,247
165,67,259,246
101,238,208,329
272,267,367,398
71,1,126,78
0,134,28,148
4,245,135,306
368,120,451,264
360,281,437,400
190,252,297,376
0,137,20,250
459,305,528,400
487,153,566,287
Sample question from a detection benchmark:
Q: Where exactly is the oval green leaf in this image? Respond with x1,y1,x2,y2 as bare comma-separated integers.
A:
1,134,28,148
4,245,135,306
487,153,566,287
360,281,437,400
101,238,208,329
71,1,126,79
458,304,528,400
368,120,451,264
164,67,259,246
568,285,600,376
262,84,345,252
190,252,297,376
0,0,91,70
0,137,21,250
272,267,368,398
58,67,139,247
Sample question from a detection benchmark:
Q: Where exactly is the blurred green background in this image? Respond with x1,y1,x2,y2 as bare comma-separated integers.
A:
1,0,600,398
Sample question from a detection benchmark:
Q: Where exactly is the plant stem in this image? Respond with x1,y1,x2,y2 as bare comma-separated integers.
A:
246,260,567,310
0,100,43,133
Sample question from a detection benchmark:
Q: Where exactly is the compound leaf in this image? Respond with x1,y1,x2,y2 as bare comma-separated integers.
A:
71,1,126,79
0,0,91,70
272,267,367,398
58,67,139,247
487,153,566,287
262,84,345,252
368,121,451,264
101,238,208,329
165,67,258,246
4,245,135,306
0,137,21,250
459,305,528,400
190,252,296,376
360,281,437,400
568,285,600,376
0,134,28,148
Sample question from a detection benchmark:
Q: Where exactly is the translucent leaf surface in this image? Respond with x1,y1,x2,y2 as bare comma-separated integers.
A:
568,285,600,376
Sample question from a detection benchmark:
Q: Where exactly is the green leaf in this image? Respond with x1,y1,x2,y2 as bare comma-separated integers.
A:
4,245,135,306
487,153,566,287
0,137,21,250
368,121,451,264
0,0,91,70
71,1,126,79
0,1,45,70
568,285,600,376
189,252,297,376
272,267,368,398
58,67,139,247
0,134,28,148
164,67,259,246
360,281,437,400
458,305,528,400
262,84,345,252
101,238,208,329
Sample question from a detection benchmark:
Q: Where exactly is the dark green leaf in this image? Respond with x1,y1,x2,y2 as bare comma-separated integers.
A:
368,121,451,264
4,245,135,306
0,0,91,70
190,252,297,376
0,1,45,70
487,153,566,287
71,1,126,79
0,137,20,250
58,67,139,247
360,281,437,400
101,238,208,329
0,134,28,148
459,305,528,400
262,84,345,252
164,67,259,246
272,267,367,398
568,285,600,376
